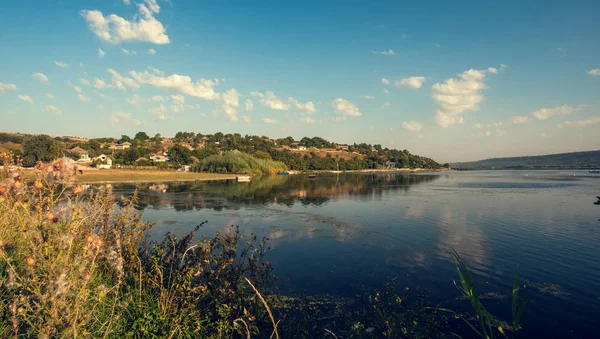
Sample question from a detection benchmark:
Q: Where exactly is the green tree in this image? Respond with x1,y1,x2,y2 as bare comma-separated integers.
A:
22,135,54,165
119,135,132,143
50,141,65,159
168,145,193,164
134,131,149,141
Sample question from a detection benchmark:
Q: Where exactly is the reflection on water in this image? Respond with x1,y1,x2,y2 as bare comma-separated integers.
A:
107,171,600,338
113,173,440,211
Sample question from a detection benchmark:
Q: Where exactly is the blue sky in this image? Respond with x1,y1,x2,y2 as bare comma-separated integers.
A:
1,0,599,162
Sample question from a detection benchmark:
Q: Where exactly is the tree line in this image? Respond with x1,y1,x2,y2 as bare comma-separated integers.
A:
0,132,441,170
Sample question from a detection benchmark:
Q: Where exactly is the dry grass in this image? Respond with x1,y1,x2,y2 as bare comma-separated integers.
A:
22,169,236,184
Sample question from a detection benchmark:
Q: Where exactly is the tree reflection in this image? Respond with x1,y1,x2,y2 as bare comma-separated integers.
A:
107,173,440,211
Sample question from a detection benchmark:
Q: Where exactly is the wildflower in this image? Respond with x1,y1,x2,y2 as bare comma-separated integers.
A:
93,238,103,248
52,217,59,223
0,185,7,195
34,179,44,189
83,272,91,281
86,234,94,244
25,256,35,266
73,185,84,194
46,211,55,221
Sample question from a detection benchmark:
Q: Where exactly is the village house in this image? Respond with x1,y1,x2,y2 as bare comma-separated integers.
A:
92,154,113,169
385,161,396,169
336,144,349,151
109,142,132,150
69,147,91,162
150,151,169,163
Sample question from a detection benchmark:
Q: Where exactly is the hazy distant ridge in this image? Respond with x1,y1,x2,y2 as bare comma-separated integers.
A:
451,150,600,169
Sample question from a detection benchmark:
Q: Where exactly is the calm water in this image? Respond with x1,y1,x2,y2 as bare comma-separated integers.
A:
111,171,600,338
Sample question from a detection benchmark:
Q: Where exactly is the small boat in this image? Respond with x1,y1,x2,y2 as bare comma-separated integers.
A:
308,174,317,179
278,171,289,175
236,176,251,182
589,170,600,174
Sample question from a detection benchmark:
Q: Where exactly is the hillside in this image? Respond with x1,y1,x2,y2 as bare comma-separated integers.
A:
0,131,441,171
451,150,600,170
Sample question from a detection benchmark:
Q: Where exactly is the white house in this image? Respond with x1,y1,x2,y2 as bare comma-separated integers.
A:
93,154,113,169
150,151,169,162
70,147,91,162
109,142,132,150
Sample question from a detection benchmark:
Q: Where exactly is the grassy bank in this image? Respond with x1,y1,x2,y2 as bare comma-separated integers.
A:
22,168,237,184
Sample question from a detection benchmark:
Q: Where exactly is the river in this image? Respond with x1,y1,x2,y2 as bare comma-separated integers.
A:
111,170,600,338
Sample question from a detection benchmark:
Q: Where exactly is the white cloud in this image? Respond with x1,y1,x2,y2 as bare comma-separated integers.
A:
395,76,425,89
108,68,140,90
496,128,507,136
288,97,316,114
242,116,250,124
151,95,165,102
332,98,362,117
129,70,219,100
221,88,239,108
510,115,530,124
110,111,133,125
473,123,484,129
170,93,186,112
18,95,33,104
531,104,582,120
149,104,171,120
121,48,137,56
72,85,82,93
45,93,54,99
93,78,107,89
487,67,498,74
54,61,69,68
245,99,254,111
557,124,563,129
372,49,396,56
588,69,600,76
250,91,290,110
381,77,391,85
500,64,508,69
213,89,240,121
126,94,143,105
301,116,316,124
98,48,105,58
493,121,503,127
123,0,131,4
147,67,163,75
79,78,91,86
78,93,92,102
32,73,49,84
171,93,185,106
148,48,156,55
432,68,497,127
401,121,422,132
0,82,18,94
564,116,600,127
80,0,169,45
92,90,106,98
44,105,62,116
381,101,391,109
360,95,375,100
262,118,276,124
384,88,390,94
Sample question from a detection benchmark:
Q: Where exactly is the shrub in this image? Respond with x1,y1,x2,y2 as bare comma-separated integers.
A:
195,152,287,176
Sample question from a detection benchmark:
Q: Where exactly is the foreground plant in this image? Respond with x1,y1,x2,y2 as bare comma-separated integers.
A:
435,249,527,339
0,155,277,338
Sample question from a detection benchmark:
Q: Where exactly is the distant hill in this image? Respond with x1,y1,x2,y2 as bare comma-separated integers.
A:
451,150,600,170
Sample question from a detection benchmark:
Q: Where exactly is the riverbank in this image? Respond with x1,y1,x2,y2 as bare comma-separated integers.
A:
22,168,237,184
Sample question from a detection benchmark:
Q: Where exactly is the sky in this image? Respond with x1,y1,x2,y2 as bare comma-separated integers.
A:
1,0,599,162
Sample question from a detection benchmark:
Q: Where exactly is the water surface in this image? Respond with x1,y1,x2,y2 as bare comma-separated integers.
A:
112,171,600,338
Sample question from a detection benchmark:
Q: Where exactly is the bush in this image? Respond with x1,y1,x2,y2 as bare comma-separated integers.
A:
0,156,276,338
195,152,287,176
